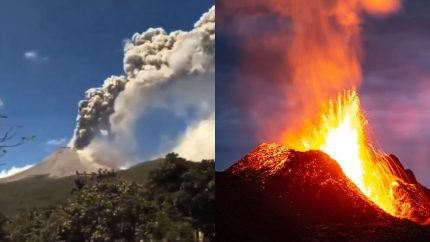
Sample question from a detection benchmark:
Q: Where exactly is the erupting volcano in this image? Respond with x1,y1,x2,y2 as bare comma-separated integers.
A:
296,89,430,224
217,91,430,240
217,142,430,241
217,0,430,241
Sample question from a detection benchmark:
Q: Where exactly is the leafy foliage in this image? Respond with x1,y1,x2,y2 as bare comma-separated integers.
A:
58,180,151,241
5,207,58,242
147,154,215,240
2,153,214,242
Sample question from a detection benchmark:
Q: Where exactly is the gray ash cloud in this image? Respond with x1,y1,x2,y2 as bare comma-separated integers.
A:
71,7,215,165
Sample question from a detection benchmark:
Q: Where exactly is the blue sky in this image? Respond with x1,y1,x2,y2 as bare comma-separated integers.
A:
216,0,430,187
0,0,213,172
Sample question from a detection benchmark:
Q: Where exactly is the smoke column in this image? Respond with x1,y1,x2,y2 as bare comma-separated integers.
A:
72,76,127,150
71,7,215,166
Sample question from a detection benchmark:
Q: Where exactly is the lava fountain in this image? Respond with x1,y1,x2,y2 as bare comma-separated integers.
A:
223,0,430,224
260,0,430,224
298,89,430,223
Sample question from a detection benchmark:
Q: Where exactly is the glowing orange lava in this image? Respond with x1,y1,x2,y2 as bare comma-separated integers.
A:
228,0,429,224
301,90,368,194
298,89,430,222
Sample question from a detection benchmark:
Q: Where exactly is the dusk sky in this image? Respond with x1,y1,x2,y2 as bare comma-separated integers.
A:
0,0,213,176
216,0,430,186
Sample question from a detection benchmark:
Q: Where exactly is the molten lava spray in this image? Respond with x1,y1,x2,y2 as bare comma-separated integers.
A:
278,0,401,147
300,90,430,224
231,0,430,224
300,90,402,219
269,0,430,224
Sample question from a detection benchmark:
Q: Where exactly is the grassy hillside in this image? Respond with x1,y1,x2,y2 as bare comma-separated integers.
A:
118,158,164,183
0,159,164,216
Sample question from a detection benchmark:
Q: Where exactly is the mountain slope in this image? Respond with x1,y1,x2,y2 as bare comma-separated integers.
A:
217,143,430,242
1,148,110,183
0,158,164,216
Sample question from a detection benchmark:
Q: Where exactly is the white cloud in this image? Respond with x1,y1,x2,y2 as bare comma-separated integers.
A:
24,50,38,59
0,164,34,178
172,115,215,161
47,137,68,146
122,38,132,46
24,50,48,61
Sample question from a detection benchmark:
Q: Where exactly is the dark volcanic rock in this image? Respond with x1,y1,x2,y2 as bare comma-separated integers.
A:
378,154,430,224
303,222,430,242
216,143,430,242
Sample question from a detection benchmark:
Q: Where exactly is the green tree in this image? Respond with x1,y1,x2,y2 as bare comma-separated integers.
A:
4,153,215,242
5,207,59,242
176,160,215,240
55,179,153,241
5,179,154,242
0,212,7,241
147,153,215,241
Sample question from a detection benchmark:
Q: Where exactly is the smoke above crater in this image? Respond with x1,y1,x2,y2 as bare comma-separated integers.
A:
71,7,215,166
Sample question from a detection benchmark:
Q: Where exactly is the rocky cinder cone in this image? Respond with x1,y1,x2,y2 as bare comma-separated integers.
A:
216,143,430,242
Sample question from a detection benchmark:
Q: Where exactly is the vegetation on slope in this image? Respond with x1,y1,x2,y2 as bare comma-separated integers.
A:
0,153,214,242
0,159,163,216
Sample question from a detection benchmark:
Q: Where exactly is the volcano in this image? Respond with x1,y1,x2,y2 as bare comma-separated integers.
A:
216,144,430,242
0,148,111,183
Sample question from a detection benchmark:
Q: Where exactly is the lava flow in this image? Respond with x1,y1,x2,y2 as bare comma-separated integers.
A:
296,89,430,224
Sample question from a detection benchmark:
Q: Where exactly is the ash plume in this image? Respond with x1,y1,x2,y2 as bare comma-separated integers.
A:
72,76,128,149
71,7,215,166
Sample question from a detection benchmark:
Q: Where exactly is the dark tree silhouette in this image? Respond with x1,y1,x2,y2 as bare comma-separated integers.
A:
0,115,35,158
